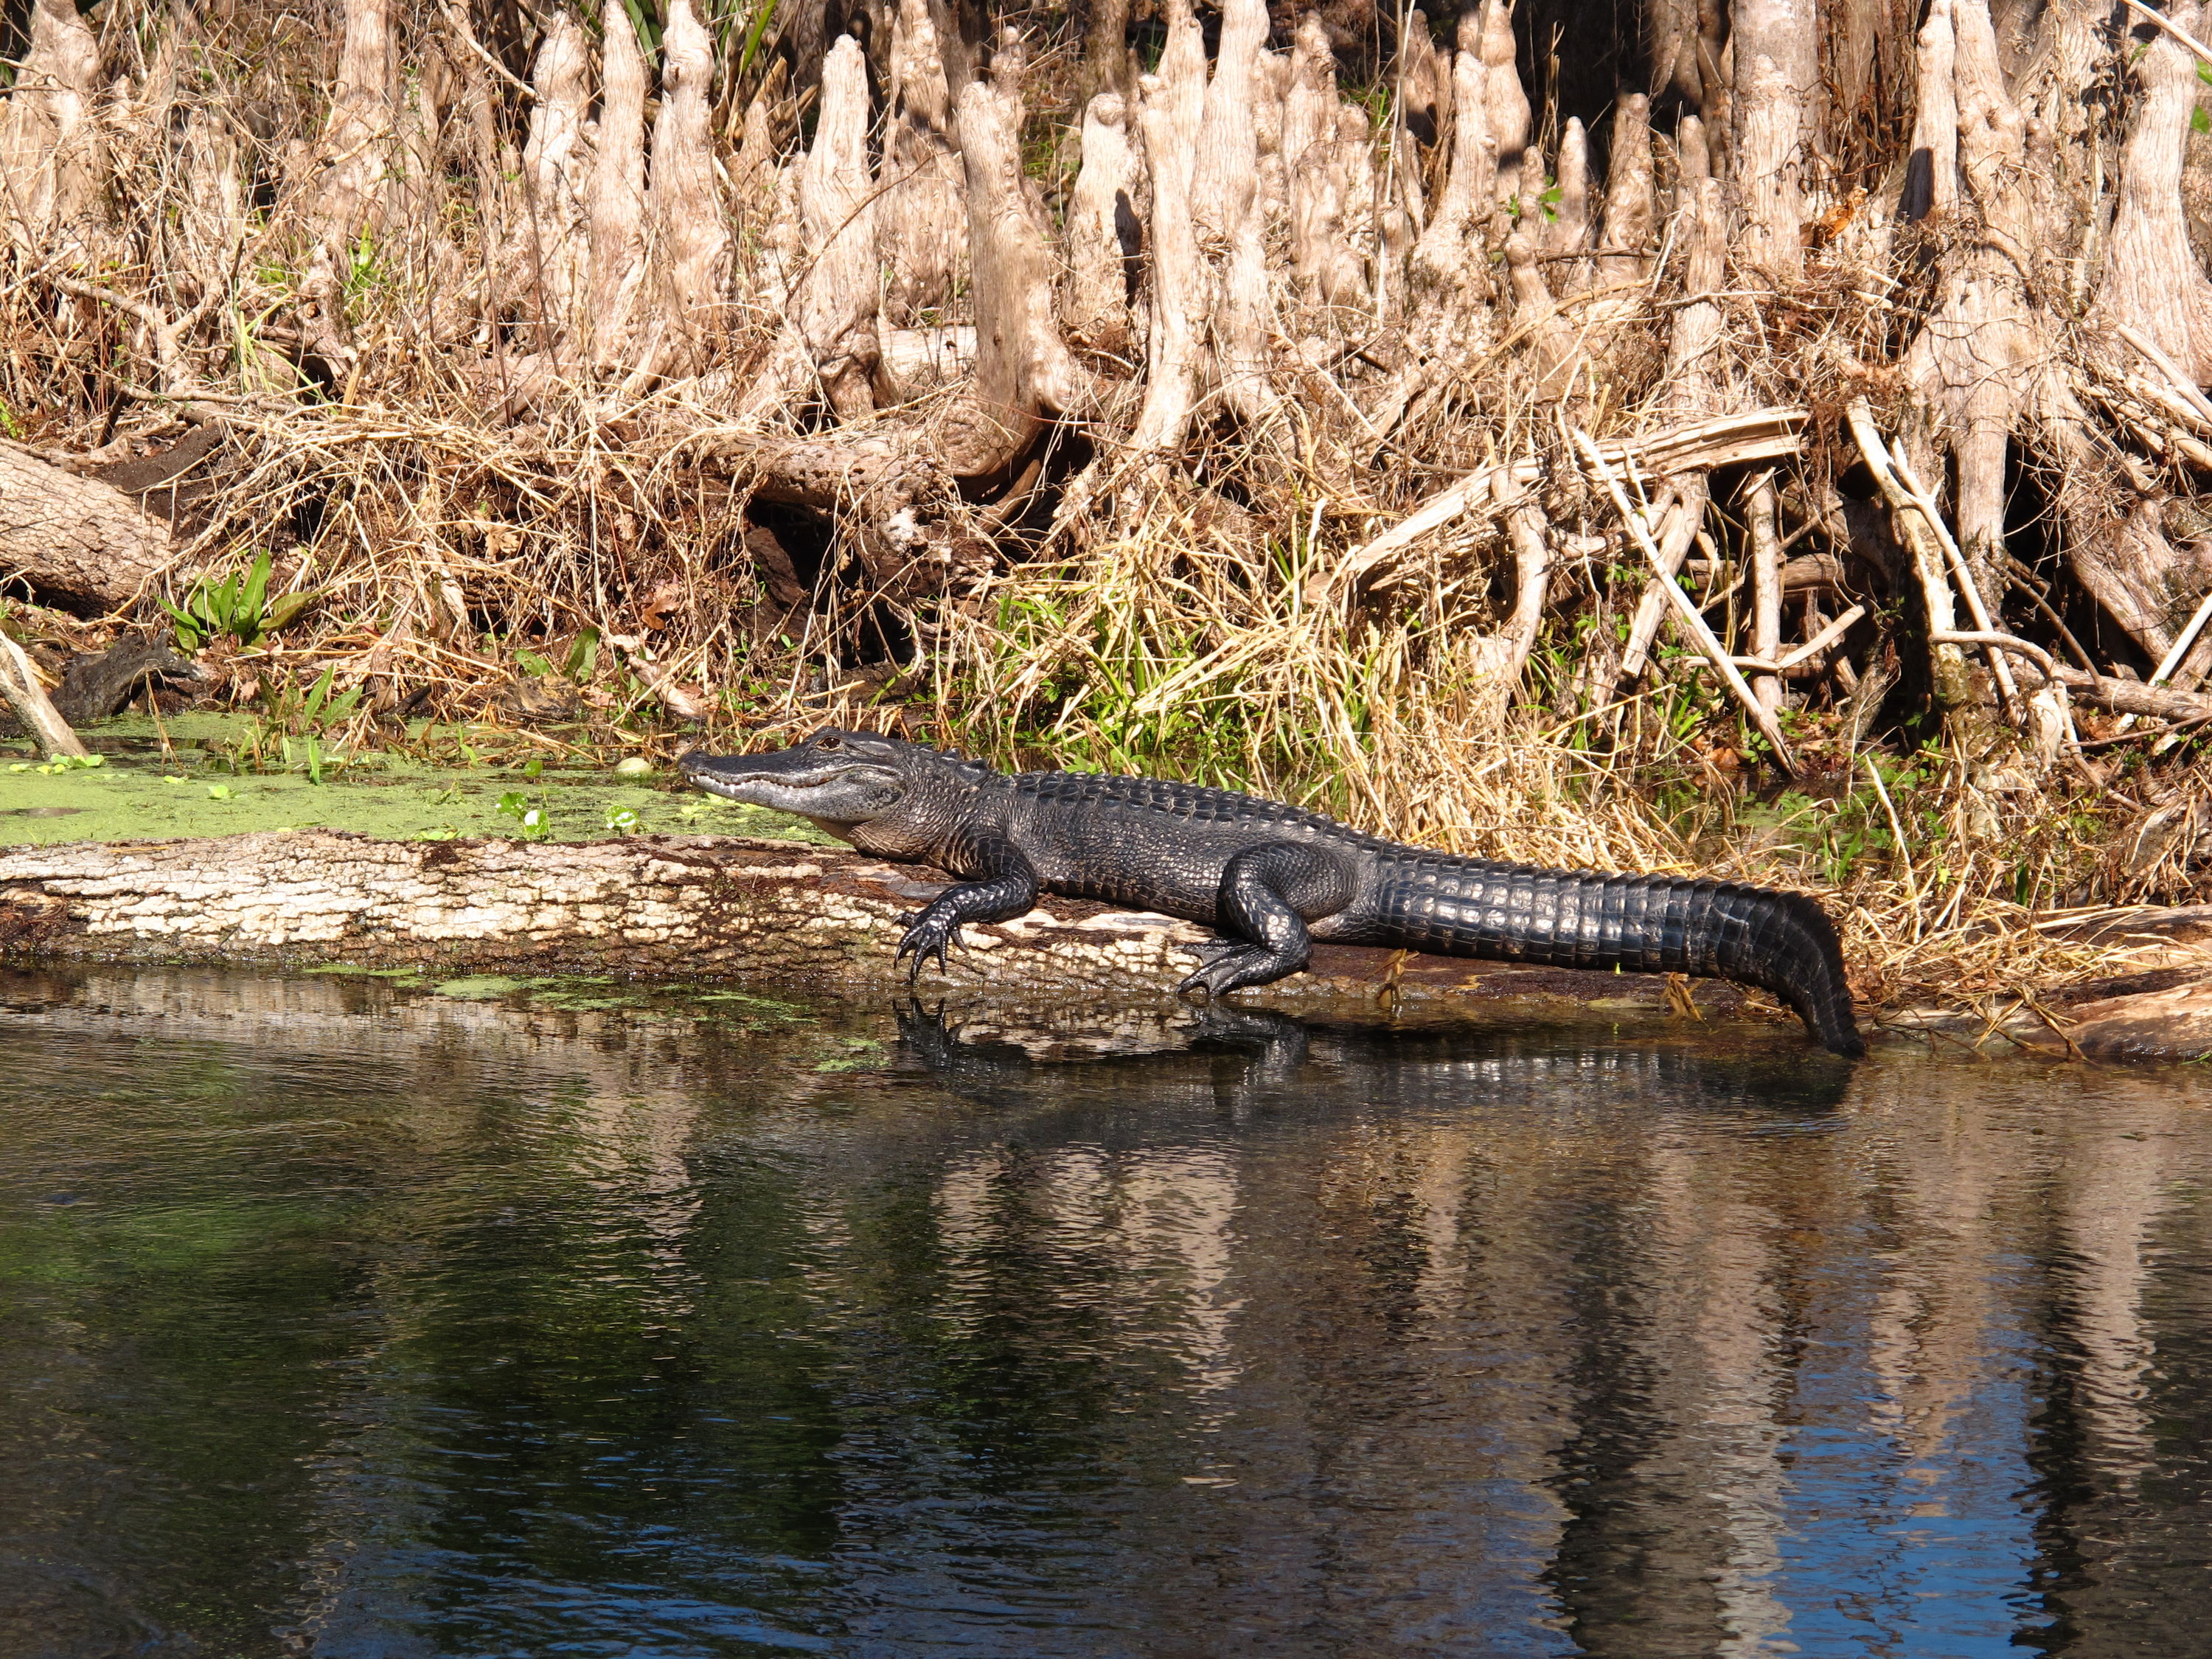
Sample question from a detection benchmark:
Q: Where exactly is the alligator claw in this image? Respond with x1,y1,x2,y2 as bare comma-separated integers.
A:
896,914,961,982
1179,943,1299,1001
1178,950,1259,1001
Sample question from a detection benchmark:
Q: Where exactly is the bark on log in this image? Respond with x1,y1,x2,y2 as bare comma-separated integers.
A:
0,442,177,613
0,831,1756,1028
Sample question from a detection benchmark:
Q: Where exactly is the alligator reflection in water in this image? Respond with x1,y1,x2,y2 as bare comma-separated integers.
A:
1,964,2208,1658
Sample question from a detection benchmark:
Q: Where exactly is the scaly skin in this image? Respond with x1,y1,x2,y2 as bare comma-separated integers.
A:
682,728,1865,1057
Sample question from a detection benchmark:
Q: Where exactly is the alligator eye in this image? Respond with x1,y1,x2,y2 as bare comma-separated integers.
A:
816,734,842,751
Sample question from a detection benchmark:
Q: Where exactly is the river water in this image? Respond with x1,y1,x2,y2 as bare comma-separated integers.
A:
3,964,2209,1658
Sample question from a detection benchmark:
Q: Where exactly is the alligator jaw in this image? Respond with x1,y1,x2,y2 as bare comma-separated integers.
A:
678,748,902,818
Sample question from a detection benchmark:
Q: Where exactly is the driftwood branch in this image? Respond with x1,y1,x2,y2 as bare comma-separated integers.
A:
1576,428,1799,774
1846,400,1974,713
0,633,89,758
1314,407,1806,602
2026,661,2212,723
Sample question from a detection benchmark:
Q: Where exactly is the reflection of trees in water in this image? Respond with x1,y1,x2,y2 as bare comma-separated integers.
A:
6,968,2212,1656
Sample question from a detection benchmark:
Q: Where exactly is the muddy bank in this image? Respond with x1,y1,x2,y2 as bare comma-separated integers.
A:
2,829,2210,1058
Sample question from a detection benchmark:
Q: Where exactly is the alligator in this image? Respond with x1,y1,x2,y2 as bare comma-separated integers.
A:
681,728,1865,1057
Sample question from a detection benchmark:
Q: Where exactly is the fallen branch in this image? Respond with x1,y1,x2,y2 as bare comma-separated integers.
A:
0,633,89,758
1314,407,1806,602
1726,603,1867,675
1932,629,2057,677
1574,428,1799,775
2115,585,2212,731
2014,659,2212,721
1846,400,1974,715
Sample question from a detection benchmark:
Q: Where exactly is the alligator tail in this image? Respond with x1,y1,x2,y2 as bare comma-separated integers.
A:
1372,855,1865,1057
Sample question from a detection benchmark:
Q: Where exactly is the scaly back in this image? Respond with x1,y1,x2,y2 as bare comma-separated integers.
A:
1008,769,1394,849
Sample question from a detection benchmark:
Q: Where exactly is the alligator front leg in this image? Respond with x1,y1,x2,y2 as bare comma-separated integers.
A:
1178,842,1357,1000
897,833,1040,982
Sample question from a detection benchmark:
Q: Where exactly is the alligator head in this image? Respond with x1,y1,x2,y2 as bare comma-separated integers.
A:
679,728,983,852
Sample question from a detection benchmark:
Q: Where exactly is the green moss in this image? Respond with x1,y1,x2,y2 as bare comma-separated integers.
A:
433,976,539,999
0,714,837,849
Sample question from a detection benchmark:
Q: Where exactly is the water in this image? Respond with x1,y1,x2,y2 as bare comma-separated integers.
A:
4,965,2210,1658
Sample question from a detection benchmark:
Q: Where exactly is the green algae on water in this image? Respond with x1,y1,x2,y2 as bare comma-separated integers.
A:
0,713,835,849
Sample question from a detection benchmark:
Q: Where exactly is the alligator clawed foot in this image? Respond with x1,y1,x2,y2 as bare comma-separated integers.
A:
1178,945,1274,1001
895,914,961,983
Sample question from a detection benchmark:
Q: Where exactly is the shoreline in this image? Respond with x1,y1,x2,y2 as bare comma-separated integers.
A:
3,828,2208,1061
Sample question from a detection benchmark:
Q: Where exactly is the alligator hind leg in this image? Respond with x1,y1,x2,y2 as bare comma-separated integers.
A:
1178,842,1355,1000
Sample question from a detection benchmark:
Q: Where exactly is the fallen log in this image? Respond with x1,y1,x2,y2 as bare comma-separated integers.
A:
0,439,175,612
14,832,2212,1057
0,829,1759,1029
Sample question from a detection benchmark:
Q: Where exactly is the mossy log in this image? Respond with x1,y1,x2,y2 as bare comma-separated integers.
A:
6,832,2212,1055
0,829,1754,1027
